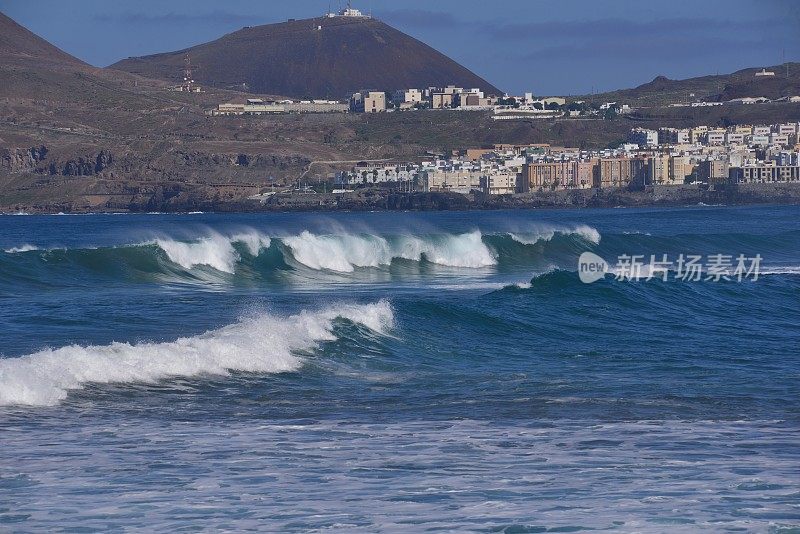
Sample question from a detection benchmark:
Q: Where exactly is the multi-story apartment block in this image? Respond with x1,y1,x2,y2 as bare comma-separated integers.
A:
363,91,386,113
593,157,646,188
769,134,790,146
522,160,595,191
730,165,800,183
725,132,746,145
706,130,725,145
431,92,455,109
748,135,770,147
480,172,519,195
697,159,730,184
774,123,798,136
423,169,482,192
669,156,693,184
647,155,670,185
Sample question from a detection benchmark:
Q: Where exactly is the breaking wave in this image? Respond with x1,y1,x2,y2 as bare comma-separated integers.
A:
3,244,39,254
283,230,496,272
0,225,601,281
0,300,394,406
153,232,271,273
509,224,601,246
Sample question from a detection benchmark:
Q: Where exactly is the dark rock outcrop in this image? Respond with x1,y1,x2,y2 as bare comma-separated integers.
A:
1,145,48,172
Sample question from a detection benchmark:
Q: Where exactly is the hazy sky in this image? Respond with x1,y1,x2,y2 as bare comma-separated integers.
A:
2,0,798,95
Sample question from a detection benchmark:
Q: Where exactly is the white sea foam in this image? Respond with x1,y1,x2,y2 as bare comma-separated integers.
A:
760,266,800,275
509,224,601,246
283,230,496,272
0,301,394,406
3,244,39,254
154,232,271,273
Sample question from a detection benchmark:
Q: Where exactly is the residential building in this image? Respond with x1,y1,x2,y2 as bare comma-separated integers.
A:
628,128,659,147
392,89,423,107
431,92,455,109
480,172,518,195
730,165,800,183
697,159,730,184
363,91,386,113
594,157,646,188
725,132,746,145
669,156,693,184
522,160,595,191
659,128,690,145
706,130,725,145
647,155,670,185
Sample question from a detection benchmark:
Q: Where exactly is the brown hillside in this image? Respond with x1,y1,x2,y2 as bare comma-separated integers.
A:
0,11,88,66
110,16,502,99
579,63,800,107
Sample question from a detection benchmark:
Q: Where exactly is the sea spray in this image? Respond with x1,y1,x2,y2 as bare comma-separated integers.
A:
154,231,271,273
282,230,497,272
508,224,601,246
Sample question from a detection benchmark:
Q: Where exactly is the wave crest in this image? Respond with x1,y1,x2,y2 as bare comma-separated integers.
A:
508,224,601,246
3,244,39,254
154,232,271,273
0,300,393,406
283,230,496,272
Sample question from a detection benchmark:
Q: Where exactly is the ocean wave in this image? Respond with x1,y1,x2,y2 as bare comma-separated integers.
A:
153,231,271,273
0,300,394,407
283,230,497,272
508,224,601,246
3,244,39,254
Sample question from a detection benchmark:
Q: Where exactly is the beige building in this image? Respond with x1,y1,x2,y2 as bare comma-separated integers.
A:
594,157,646,188
697,160,730,184
431,92,455,109
423,170,482,192
480,172,518,195
522,161,595,191
647,155,670,185
706,129,725,145
689,126,708,144
668,156,693,185
364,91,386,113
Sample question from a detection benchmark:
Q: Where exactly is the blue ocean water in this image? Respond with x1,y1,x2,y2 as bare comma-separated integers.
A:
0,205,799,531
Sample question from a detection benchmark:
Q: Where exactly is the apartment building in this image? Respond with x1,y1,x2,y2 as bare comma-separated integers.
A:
431,92,455,109
423,169,482,192
697,160,730,184
480,172,518,195
706,130,725,145
647,155,670,185
730,165,800,183
593,157,646,188
522,160,595,191
669,156,693,184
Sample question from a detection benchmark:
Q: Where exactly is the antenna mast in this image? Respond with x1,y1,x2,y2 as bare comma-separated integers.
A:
182,54,195,92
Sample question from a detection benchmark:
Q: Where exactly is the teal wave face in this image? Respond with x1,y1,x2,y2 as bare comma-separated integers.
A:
3,227,799,289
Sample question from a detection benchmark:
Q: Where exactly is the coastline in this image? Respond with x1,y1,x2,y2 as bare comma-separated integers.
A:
4,182,800,215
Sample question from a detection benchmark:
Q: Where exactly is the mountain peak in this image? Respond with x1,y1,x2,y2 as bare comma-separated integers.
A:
111,15,502,99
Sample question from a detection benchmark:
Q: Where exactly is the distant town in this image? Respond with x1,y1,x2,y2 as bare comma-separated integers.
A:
241,121,799,201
